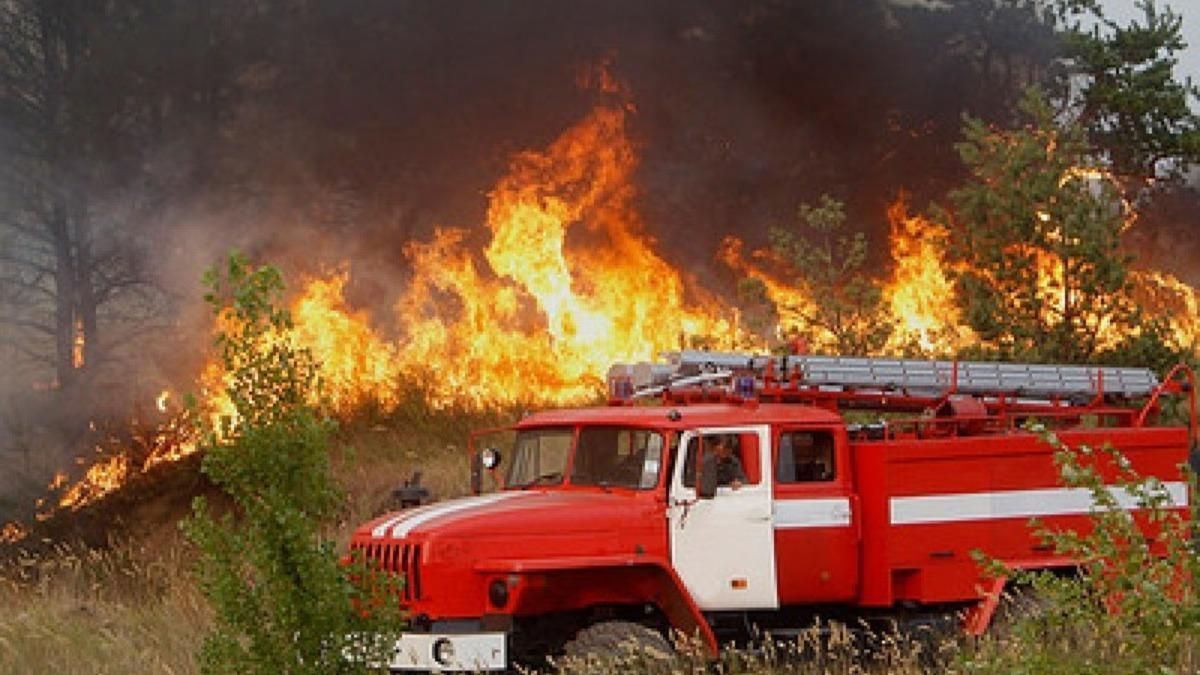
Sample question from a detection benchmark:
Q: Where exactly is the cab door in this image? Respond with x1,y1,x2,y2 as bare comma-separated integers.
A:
667,425,778,610
772,426,859,603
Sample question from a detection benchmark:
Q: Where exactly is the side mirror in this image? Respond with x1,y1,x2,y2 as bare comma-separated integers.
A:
481,447,502,470
697,450,718,500
472,447,504,495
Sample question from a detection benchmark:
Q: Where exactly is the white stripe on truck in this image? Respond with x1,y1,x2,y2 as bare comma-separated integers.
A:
773,498,852,528
373,492,531,539
890,481,1189,526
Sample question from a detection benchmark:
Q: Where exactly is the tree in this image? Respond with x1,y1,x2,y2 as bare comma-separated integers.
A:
1057,0,1200,195
0,0,167,388
942,88,1143,363
749,195,892,355
183,253,402,675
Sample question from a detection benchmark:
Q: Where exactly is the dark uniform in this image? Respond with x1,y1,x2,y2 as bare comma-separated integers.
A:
715,454,747,486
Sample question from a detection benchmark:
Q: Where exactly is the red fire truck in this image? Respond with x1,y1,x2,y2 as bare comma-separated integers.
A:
349,351,1197,671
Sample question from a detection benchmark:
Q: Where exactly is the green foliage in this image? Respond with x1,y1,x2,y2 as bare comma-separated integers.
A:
763,195,893,355
1056,0,1200,191
943,88,1159,364
182,252,401,675
967,425,1200,674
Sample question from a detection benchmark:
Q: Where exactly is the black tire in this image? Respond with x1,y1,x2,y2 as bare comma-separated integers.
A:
561,620,674,662
988,583,1052,639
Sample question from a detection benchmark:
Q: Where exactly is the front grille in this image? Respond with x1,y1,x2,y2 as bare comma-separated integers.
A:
356,540,422,601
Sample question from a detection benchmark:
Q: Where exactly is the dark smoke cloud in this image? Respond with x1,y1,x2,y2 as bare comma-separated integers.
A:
146,0,1059,307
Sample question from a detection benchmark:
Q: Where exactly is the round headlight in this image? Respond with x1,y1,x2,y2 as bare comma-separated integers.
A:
488,578,509,608
481,447,502,470
432,637,455,666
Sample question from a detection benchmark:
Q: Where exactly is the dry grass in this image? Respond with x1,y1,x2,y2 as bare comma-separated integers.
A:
0,538,966,675
0,539,209,675
550,623,956,675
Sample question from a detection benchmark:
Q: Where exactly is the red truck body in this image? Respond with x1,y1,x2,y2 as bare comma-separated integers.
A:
349,353,1196,671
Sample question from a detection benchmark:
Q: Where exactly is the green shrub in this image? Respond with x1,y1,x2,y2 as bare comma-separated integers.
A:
182,253,402,675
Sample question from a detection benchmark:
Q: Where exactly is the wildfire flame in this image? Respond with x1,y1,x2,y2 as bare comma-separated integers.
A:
292,275,403,413
72,318,85,369
1131,270,1200,352
0,522,27,544
58,454,129,509
390,81,741,406
881,199,973,354
716,236,816,339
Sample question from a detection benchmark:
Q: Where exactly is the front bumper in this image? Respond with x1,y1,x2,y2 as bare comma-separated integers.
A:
387,631,507,672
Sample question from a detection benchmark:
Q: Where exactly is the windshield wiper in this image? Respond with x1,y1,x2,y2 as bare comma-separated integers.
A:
513,472,562,490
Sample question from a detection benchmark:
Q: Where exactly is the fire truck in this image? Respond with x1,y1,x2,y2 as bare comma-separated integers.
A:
349,351,1197,671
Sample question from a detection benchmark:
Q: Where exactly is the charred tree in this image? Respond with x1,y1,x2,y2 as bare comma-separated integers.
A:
0,1,176,390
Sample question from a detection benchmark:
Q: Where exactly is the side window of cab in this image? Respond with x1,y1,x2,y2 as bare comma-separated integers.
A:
776,430,836,483
681,432,762,487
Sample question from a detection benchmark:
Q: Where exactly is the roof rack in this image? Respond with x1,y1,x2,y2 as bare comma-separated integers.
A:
609,350,1161,406
607,352,1197,440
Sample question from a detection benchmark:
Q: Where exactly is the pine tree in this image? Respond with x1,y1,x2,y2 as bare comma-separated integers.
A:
943,89,1141,362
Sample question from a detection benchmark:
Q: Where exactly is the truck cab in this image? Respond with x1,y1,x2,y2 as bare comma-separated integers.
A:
351,402,860,670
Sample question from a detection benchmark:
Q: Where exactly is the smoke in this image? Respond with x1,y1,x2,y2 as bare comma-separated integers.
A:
136,1,1054,304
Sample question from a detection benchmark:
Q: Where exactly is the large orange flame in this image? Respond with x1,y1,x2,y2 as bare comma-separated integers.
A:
881,199,973,354
39,78,751,518
391,91,742,406
1131,270,1200,352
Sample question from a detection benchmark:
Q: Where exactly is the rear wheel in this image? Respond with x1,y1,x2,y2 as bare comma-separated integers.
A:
561,620,674,663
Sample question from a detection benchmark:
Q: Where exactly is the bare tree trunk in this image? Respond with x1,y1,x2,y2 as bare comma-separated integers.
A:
37,0,89,388
50,203,76,387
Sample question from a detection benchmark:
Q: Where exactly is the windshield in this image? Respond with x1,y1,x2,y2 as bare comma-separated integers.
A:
505,426,665,490
571,427,664,489
507,428,573,488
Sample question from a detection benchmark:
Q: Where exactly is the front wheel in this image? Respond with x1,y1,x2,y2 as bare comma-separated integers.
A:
561,620,674,664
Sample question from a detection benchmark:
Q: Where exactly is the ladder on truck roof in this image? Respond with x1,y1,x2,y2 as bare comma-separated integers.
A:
608,350,1162,403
